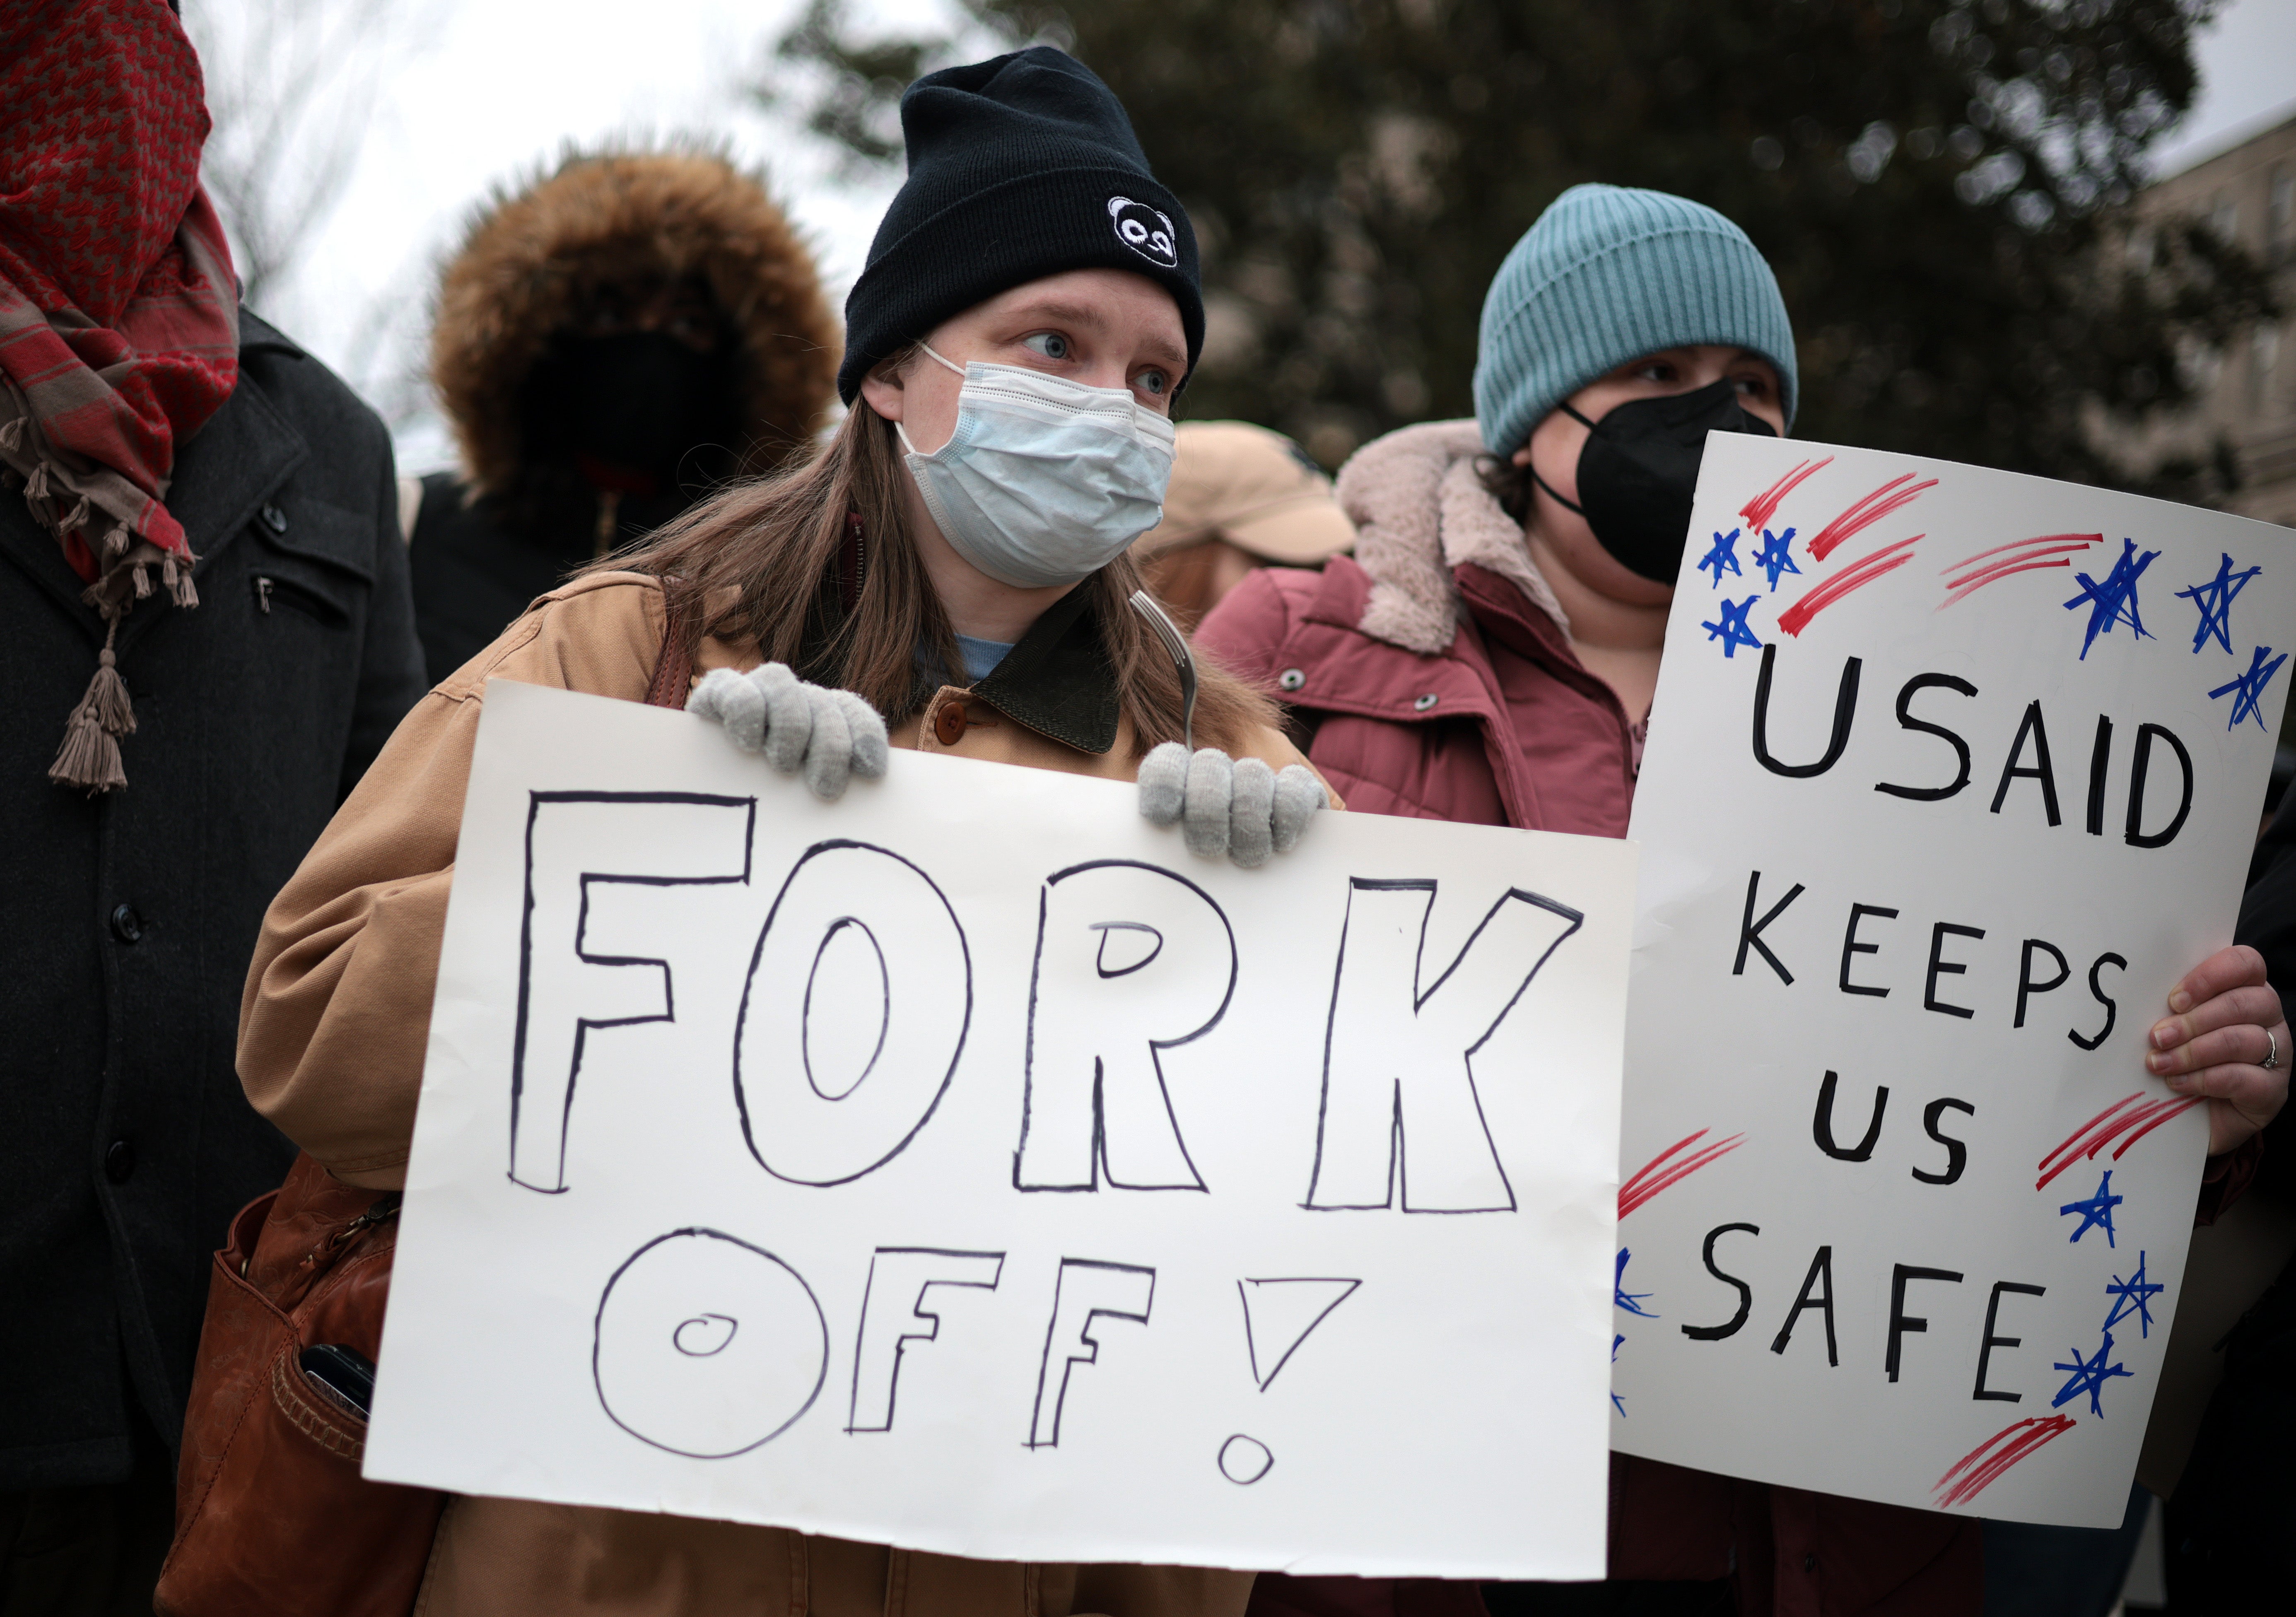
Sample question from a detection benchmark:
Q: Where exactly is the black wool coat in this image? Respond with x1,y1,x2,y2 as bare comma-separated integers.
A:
408,469,697,686
0,311,427,1490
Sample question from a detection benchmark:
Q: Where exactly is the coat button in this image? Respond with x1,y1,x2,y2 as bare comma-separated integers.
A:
932,702,968,746
109,904,143,943
105,1139,137,1183
1802,1553,1817,1574
1277,668,1305,692
259,502,289,534
1413,693,1439,712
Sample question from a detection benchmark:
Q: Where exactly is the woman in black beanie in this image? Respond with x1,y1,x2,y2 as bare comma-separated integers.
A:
236,47,1330,1615
658,43,1328,854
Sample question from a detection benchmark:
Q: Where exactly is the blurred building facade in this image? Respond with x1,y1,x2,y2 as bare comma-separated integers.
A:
2113,110,2296,526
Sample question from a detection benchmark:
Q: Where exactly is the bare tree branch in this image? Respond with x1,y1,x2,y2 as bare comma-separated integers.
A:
183,0,436,310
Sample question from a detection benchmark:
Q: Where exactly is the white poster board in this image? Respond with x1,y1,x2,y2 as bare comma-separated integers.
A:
1613,435,2294,1525
367,678,1638,1578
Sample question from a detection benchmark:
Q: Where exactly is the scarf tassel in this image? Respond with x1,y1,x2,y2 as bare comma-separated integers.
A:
48,645,136,794
160,551,197,608
0,417,22,452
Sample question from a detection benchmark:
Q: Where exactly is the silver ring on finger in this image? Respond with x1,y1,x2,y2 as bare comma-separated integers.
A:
2264,1027,2281,1071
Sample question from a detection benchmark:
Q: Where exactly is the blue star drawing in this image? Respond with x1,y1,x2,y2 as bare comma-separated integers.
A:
2059,1170,2124,1248
2103,1251,2166,1339
1699,527,1743,586
2063,537,2161,660
1754,526,1801,591
2052,1331,2134,1418
2209,645,2289,733
1611,1332,1626,1417
2176,553,2262,654
1703,595,1763,659
1615,1248,1658,1318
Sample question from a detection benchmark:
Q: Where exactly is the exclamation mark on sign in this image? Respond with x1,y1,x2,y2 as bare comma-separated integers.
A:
1219,1278,1363,1484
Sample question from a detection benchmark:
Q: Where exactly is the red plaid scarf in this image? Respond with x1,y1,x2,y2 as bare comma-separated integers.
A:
0,0,240,791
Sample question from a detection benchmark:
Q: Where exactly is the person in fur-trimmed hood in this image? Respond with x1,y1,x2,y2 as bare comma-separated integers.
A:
1201,184,2284,1617
407,145,838,684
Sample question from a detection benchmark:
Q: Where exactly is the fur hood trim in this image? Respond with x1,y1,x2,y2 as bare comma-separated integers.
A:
432,145,839,495
1334,419,1569,654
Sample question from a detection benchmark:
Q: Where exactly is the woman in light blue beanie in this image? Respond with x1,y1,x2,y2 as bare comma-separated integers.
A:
1200,195,1998,1611
1467,183,1797,720
1204,181,1800,760
1476,183,1798,456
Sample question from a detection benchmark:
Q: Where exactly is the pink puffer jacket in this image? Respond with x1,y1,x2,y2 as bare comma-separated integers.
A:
1197,420,1983,1617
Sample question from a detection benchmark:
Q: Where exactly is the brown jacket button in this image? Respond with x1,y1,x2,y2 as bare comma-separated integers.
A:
933,702,968,746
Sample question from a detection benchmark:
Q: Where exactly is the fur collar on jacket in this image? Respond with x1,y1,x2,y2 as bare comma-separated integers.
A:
431,146,838,496
1334,418,1570,654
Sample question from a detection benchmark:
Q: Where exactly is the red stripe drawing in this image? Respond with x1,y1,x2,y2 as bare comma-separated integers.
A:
2110,1098,2206,1162
1739,456,1833,533
1806,473,1939,562
1940,533,2103,608
2035,1093,2205,1191
1934,1415,2078,1508
1776,536,1923,637
1618,1129,1746,1220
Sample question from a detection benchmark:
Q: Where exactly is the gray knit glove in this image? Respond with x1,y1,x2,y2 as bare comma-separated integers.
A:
1137,742,1325,868
687,664,890,801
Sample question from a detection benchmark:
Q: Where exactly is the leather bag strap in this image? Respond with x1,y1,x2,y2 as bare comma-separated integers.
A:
644,579,699,709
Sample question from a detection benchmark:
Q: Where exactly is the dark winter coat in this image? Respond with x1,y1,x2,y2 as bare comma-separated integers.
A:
2161,798,2296,1605
407,469,670,682
0,309,427,1490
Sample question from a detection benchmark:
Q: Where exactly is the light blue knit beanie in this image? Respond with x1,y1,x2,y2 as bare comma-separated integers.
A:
1472,184,1797,456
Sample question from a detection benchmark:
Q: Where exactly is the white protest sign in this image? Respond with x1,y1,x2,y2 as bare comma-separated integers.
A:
366,678,1637,1578
1612,435,2294,1526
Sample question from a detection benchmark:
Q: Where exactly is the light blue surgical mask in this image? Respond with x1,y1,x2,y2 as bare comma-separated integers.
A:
894,344,1176,589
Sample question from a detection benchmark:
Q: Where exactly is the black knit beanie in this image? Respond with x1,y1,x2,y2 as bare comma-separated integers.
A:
836,47,1202,403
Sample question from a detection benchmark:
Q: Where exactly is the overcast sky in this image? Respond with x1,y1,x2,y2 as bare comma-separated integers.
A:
2146,0,2296,173
199,0,2296,475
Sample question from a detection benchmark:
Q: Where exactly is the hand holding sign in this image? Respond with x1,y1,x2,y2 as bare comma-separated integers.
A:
1136,741,1328,867
2143,943,2288,1153
689,667,1329,870
688,663,890,800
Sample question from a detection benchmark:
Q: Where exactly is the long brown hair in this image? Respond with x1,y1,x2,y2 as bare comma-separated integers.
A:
600,396,1279,758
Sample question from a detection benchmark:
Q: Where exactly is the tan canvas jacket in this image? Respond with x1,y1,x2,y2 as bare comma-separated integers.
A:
238,571,1324,1617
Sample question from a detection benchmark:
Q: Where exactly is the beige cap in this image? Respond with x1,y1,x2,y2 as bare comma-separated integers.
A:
1133,421,1357,565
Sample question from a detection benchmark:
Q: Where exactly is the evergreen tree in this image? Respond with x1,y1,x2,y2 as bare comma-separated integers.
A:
768,0,2274,489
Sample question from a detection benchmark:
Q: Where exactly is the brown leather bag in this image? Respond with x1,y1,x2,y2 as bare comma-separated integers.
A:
157,594,702,1615
154,1154,444,1615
